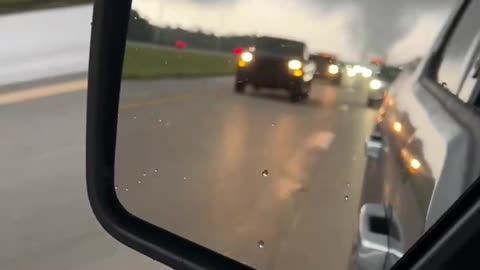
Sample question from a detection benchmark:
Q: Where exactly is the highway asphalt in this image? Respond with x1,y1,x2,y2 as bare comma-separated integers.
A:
115,76,377,269
0,74,168,270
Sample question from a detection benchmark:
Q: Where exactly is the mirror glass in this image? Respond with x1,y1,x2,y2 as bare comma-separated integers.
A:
115,0,465,269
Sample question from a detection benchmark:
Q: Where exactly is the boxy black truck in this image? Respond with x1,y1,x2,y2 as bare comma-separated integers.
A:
234,36,316,102
310,53,342,85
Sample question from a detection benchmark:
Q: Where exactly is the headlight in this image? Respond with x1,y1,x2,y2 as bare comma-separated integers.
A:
328,64,339,74
347,68,356,77
240,52,253,62
369,79,383,90
288,59,302,70
362,68,373,78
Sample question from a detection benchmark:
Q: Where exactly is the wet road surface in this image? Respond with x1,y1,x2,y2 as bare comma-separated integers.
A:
0,74,168,270
116,76,377,270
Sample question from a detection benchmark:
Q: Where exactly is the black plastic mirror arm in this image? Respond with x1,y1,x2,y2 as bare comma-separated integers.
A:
86,0,253,269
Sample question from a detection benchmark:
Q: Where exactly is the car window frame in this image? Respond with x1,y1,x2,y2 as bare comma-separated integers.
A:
427,0,480,96
458,44,480,104
422,0,480,107
456,33,480,97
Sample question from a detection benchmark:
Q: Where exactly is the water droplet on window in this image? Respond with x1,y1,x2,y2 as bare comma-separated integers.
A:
133,116,137,119
258,240,265,248
271,123,275,127
115,186,118,190
262,170,269,177
165,122,171,127
154,169,158,173
164,61,168,65
344,196,349,201
158,119,162,123
183,177,188,180
138,180,142,184
142,173,147,177
125,188,129,192
134,16,138,20
347,183,350,188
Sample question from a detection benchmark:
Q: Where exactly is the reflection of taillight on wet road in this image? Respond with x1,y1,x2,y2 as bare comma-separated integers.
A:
393,121,402,133
176,40,187,49
401,149,422,175
233,47,243,56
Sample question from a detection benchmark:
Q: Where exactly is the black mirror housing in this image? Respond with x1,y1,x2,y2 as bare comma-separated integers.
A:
86,0,252,269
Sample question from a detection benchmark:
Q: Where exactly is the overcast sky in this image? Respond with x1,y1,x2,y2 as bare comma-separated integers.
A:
132,0,457,64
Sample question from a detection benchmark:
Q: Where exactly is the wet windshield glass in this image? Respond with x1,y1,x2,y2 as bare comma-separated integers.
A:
115,0,479,269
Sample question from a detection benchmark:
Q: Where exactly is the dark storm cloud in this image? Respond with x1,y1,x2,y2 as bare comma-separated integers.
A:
305,0,455,60
136,0,456,61
185,0,455,59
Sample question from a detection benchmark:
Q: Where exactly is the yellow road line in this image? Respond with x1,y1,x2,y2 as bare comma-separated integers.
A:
0,79,87,106
0,76,225,108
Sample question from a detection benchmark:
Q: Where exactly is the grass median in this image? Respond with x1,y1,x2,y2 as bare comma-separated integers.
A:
122,45,236,80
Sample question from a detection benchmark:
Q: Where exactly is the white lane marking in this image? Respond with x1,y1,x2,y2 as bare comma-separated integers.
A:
0,79,87,105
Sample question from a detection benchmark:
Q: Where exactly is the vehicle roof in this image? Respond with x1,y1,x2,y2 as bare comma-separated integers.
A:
255,36,306,46
311,53,336,59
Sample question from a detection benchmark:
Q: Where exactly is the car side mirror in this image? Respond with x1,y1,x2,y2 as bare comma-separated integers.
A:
355,204,403,269
86,0,252,269
365,130,383,158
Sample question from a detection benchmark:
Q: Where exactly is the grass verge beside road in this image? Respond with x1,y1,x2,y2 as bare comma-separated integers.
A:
122,45,236,80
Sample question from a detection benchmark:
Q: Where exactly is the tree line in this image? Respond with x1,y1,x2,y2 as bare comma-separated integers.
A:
128,9,256,53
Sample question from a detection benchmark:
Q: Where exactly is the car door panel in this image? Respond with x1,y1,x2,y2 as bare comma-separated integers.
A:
380,81,434,253
354,1,480,269
380,56,480,270
373,72,469,268
410,80,471,229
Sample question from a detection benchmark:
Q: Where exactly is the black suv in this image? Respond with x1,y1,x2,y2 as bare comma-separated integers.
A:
310,53,342,85
234,36,315,102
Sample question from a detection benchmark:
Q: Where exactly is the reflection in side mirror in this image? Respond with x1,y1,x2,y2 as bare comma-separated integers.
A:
356,204,403,270
87,0,480,269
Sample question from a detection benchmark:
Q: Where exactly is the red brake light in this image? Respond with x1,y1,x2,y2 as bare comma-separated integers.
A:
176,41,187,49
233,48,243,56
